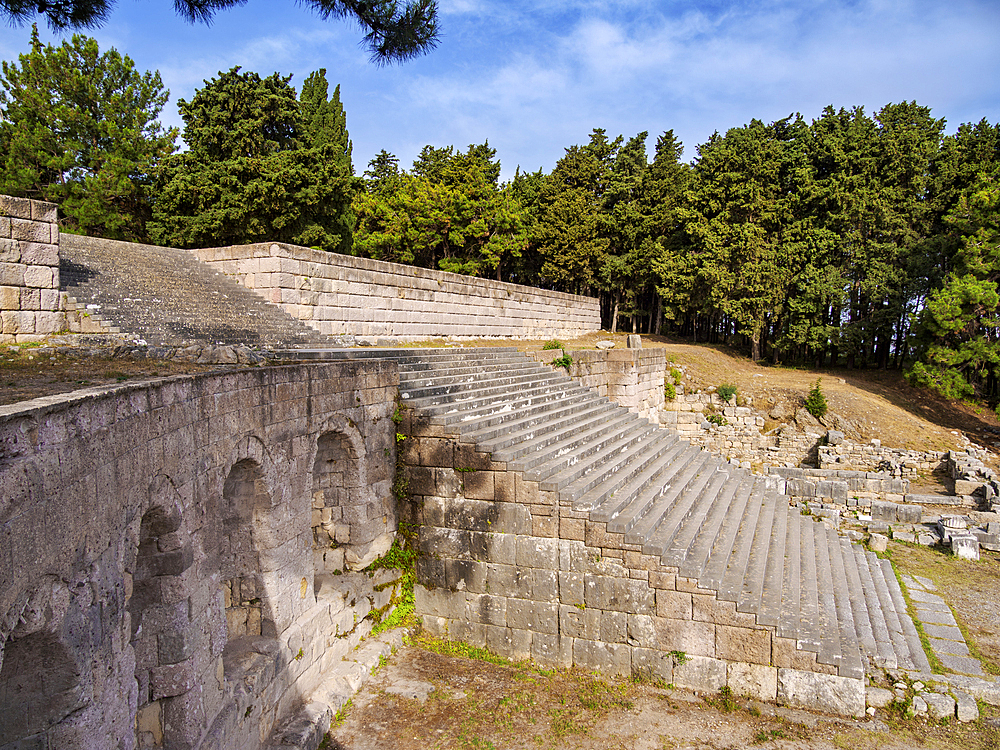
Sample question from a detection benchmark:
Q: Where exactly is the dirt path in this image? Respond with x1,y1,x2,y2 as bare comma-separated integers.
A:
327,641,999,750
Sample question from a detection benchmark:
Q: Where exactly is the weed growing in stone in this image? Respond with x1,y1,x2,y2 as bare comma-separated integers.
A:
542,339,564,350
718,383,738,401
550,352,572,370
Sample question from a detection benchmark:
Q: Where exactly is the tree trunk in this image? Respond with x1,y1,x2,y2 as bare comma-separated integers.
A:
751,331,761,362
611,294,620,333
653,295,662,335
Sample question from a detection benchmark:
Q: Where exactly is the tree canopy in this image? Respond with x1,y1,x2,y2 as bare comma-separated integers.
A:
0,25,176,240
0,0,440,64
148,67,357,251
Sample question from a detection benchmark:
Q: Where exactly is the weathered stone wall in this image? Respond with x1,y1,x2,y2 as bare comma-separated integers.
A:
0,195,66,343
193,242,602,341
766,467,911,507
531,348,666,423
0,361,400,750
398,411,864,716
818,444,948,478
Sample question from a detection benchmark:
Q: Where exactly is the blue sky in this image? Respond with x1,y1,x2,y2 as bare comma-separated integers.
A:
3,0,999,180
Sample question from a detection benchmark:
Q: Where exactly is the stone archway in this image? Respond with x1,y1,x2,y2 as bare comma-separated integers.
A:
221,459,273,639
312,417,392,571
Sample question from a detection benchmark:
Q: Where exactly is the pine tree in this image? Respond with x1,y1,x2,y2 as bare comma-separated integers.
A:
2,0,440,64
0,26,176,240
148,67,357,250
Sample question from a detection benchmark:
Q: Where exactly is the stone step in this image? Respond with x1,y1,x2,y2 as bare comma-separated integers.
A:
814,521,844,670
855,548,897,668
618,451,719,540
589,440,692,521
400,367,566,403
750,495,787,627
399,360,547,387
734,491,780,614
671,476,750,578
532,420,658,488
468,397,616,451
701,486,767,595
60,234,332,347
397,348,921,687
415,380,590,428
795,509,821,652
827,527,864,679
509,410,643,474
840,539,876,664
564,435,687,513
634,464,731,555
475,400,618,458
769,503,800,631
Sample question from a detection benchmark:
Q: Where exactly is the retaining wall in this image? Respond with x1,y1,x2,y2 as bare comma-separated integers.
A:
0,195,66,342
0,361,400,750
193,242,602,341
531,348,666,423
397,411,865,716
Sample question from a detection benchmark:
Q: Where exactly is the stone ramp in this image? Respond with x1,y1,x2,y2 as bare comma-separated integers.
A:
60,234,331,347
288,347,933,694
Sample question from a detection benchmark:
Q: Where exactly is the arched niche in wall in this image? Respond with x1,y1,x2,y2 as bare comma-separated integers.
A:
312,416,392,572
129,477,195,750
0,579,89,748
220,458,274,640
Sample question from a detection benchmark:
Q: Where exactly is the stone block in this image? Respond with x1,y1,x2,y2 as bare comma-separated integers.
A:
653,617,715,657
559,604,600,640
516,536,560,569
449,619,486,648
776,668,865,717
951,535,979,560
506,599,558,634
869,533,888,553
150,660,198,699
656,590,692,620
954,689,979,722
923,692,956,720
532,632,572,668
416,436,453,467
573,639,631,676
871,500,897,522
866,687,894,708
19,242,58,266
727,662,778,701
954,479,982,496
558,571,584,606
600,610,627,643
631,648,673,683
897,504,922,524
671,655,726,692
715,624,770,665
0,285,18,309
462,470,494,500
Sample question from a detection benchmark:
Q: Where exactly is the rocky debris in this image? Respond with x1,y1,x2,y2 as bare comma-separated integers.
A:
15,339,270,366
595,339,616,350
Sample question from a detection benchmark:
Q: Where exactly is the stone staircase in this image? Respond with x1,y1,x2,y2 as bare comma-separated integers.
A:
288,346,931,683
59,235,331,348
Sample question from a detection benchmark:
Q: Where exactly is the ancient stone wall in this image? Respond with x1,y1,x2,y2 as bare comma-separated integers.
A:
397,412,864,716
193,243,602,341
0,361,401,750
0,195,66,343
818,444,948,478
531,348,666,423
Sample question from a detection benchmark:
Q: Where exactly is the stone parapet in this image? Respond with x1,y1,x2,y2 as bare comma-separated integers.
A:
530,347,665,423
0,360,400,749
0,194,66,342
193,242,602,341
